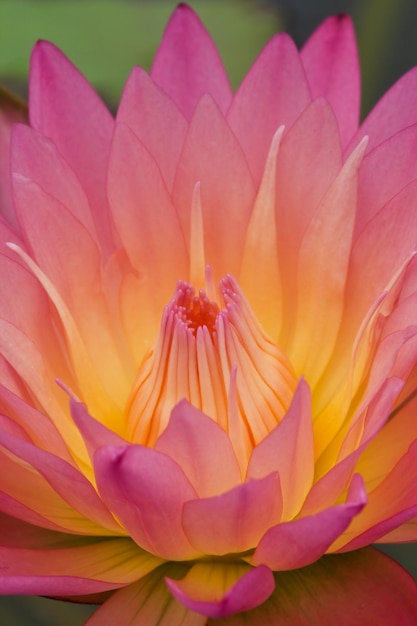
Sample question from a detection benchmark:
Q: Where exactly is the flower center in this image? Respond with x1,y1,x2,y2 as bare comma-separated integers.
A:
170,283,220,336
126,275,297,461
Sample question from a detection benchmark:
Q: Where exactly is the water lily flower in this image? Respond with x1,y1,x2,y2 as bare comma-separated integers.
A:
0,4,417,624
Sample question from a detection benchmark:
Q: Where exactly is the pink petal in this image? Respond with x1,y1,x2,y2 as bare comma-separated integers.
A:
151,4,232,119
11,124,97,240
117,67,188,190
0,533,160,595
94,445,199,560
166,563,275,619
287,137,366,384
86,565,207,626
29,41,114,255
247,379,314,519
355,123,417,238
213,548,417,626
344,178,417,340
69,397,126,460
227,32,311,183
172,95,256,282
334,440,417,551
301,15,360,148
252,474,366,570
107,122,188,363
11,167,130,414
182,473,282,555
0,428,120,532
155,400,241,498
274,98,342,343
353,66,417,153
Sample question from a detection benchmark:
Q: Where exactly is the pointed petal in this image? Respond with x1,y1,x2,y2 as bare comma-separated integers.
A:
69,397,126,461
0,535,160,595
0,428,120,532
356,123,417,237
11,124,97,239
334,440,417,551
117,67,187,190
95,445,199,560
166,563,275,619
227,33,311,182
288,137,367,383
353,66,417,153
247,379,314,519
172,96,256,282
86,565,206,626
252,475,366,569
151,4,232,119
155,400,241,498
182,474,282,555
108,122,188,363
301,15,360,147
29,41,114,254
274,99,342,343
213,548,417,626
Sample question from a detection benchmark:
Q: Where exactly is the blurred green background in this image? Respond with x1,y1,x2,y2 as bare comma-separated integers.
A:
0,0,417,623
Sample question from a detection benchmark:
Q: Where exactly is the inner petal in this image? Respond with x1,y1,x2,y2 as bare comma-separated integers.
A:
126,275,297,456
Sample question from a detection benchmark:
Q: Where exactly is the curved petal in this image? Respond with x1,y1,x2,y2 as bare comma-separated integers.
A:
227,32,311,183
117,67,187,190
0,535,161,596
353,66,417,153
182,473,282,555
301,15,360,147
172,95,256,284
107,121,188,363
86,565,207,626
212,548,417,626
0,427,121,532
166,563,275,619
155,400,241,498
247,379,314,519
252,475,366,570
94,444,199,560
151,4,232,119
29,41,114,255
334,439,417,551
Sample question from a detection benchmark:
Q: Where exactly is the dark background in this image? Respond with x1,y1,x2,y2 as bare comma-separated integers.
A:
0,0,416,623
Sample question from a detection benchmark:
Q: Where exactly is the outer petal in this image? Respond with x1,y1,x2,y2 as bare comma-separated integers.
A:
94,445,199,560
247,379,314,519
252,475,366,570
29,41,114,254
227,32,311,183
151,4,232,119
334,440,417,551
107,121,188,363
0,514,161,595
155,400,241,498
301,15,360,147
273,99,342,345
0,427,120,532
117,67,187,190
182,474,282,555
213,549,417,626
172,95,256,283
353,66,417,153
166,563,275,619
86,565,206,626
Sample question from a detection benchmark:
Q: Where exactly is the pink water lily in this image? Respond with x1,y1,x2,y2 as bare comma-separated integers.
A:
0,4,417,624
